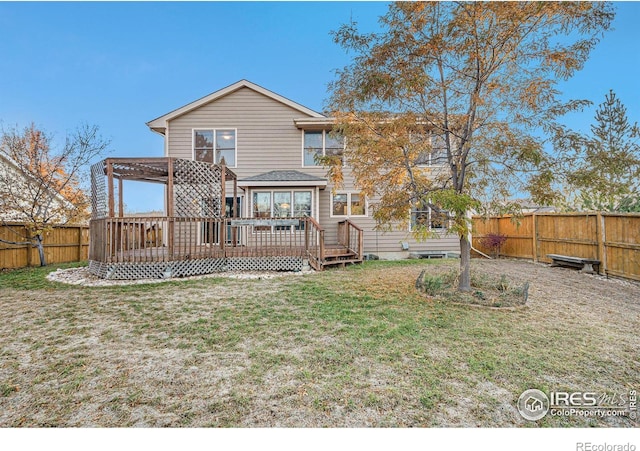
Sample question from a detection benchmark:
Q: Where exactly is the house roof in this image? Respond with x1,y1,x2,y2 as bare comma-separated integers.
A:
146,80,327,135
238,170,327,188
293,117,335,130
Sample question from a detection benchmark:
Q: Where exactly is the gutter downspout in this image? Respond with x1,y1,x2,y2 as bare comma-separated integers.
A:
467,210,491,259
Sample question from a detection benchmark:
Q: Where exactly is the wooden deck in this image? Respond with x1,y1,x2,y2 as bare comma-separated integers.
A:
109,244,308,263
89,216,363,278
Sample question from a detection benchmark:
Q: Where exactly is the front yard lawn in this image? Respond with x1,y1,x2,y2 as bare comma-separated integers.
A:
0,259,638,427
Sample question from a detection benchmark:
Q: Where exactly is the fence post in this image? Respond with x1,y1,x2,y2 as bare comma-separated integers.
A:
23,224,32,267
77,226,84,261
531,214,538,262
596,212,607,276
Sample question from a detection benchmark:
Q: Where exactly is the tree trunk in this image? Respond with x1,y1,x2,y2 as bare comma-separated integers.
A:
458,234,471,292
35,234,47,267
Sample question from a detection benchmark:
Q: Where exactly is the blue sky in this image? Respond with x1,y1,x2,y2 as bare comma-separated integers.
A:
1,1,639,212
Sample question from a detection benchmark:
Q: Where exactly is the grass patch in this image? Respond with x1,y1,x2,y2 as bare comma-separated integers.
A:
0,261,87,290
0,258,637,427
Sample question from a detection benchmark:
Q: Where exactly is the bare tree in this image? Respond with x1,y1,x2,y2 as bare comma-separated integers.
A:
0,123,110,266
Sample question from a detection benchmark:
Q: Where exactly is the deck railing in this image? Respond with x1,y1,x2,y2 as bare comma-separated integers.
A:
89,216,315,264
337,219,364,261
304,216,325,271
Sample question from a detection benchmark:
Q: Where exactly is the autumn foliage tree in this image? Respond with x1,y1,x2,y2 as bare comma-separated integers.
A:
0,123,109,266
326,2,614,291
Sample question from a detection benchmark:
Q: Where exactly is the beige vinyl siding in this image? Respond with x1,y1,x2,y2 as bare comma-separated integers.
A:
317,178,459,256
164,86,459,256
167,87,327,179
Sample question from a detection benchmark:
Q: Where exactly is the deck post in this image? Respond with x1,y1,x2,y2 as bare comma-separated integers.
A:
118,177,124,218
167,158,175,260
220,160,226,253
358,224,364,260
107,160,115,218
232,176,238,245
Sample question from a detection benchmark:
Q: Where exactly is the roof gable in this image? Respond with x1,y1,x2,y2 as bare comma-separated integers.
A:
238,170,327,188
240,170,326,182
147,80,326,135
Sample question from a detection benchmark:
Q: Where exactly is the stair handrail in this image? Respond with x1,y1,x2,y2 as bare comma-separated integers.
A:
304,216,325,269
338,219,364,261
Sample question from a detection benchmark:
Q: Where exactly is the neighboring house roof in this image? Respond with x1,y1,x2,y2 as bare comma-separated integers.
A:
238,170,327,188
146,79,327,135
0,154,74,222
512,198,557,213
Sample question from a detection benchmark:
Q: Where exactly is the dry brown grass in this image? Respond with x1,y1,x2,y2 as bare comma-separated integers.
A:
0,259,638,427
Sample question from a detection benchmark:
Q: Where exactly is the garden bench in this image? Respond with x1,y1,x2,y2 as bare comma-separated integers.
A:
547,254,600,274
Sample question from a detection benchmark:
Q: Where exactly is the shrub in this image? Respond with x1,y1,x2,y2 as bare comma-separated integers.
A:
415,269,446,296
479,233,507,258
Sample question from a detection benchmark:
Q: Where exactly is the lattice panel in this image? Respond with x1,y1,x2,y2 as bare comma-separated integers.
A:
90,161,107,219
89,258,228,280
227,256,303,272
90,256,303,280
167,258,227,278
89,260,108,278
174,159,223,218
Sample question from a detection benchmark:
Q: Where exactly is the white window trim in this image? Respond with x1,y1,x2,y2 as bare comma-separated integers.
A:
301,130,344,168
192,128,238,168
250,188,315,233
330,192,368,218
415,134,448,168
251,189,315,217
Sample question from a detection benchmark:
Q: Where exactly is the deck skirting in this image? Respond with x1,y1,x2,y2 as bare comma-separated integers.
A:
89,256,303,280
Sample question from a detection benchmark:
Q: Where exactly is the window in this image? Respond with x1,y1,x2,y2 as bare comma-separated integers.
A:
293,191,312,218
253,192,272,218
430,135,447,165
331,192,367,217
253,191,272,231
411,206,450,231
415,134,447,166
252,190,313,231
303,130,344,166
194,129,236,167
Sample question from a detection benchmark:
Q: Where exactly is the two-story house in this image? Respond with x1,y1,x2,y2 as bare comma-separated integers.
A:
146,80,459,261
88,79,461,279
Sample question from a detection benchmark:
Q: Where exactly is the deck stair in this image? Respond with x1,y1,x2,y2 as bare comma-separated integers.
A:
306,218,364,271
320,244,361,268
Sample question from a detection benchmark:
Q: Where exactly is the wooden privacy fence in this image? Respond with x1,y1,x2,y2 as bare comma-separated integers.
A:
472,212,640,282
0,223,89,269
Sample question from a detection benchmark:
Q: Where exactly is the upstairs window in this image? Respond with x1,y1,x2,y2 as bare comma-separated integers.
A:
415,134,448,166
303,130,344,166
194,129,236,167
